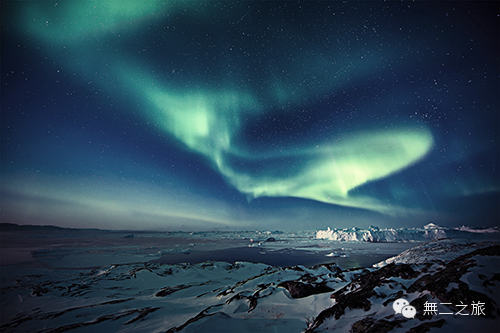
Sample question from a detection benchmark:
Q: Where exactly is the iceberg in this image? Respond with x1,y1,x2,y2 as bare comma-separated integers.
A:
316,224,499,242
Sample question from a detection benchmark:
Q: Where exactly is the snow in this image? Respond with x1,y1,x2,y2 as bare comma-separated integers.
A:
1,260,344,332
455,225,500,233
372,238,499,267
423,222,440,229
317,224,499,243
1,224,499,332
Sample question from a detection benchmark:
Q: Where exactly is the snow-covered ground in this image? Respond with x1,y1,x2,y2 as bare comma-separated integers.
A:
1,223,499,332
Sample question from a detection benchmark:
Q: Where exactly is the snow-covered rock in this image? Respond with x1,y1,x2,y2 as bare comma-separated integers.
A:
316,224,499,243
423,222,440,229
455,225,500,233
373,238,500,267
305,241,500,333
0,260,351,333
1,225,499,333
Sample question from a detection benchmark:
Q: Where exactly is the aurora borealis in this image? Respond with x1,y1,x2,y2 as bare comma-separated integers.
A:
1,1,499,230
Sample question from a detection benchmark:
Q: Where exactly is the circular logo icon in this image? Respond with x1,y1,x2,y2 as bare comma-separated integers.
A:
402,305,416,318
393,298,409,314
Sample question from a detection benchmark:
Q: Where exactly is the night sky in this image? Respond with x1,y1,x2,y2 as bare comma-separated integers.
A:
1,1,499,231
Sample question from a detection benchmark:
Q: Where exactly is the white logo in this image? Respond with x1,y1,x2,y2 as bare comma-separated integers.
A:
393,298,416,319
401,305,417,318
393,298,409,314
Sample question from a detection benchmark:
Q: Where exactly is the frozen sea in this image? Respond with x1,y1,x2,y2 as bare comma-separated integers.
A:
1,224,499,333
0,226,417,269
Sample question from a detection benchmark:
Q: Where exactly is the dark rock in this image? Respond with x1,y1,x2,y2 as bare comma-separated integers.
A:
406,319,446,333
266,237,276,242
305,263,418,332
37,307,161,333
407,245,500,319
156,284,191,297
309,263,344,278
411,296,431,321
224,292,245,304
278,280,333,299
351,317,406,333
247,294,258,312
165,304,224,333
305,245,500,333
247,284,269,312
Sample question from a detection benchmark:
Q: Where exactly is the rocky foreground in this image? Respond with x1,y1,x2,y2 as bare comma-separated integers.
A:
1,239,499,332
305,240,500,332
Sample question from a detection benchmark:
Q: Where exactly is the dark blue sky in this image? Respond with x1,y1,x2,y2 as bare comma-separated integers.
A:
1,1,499,230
